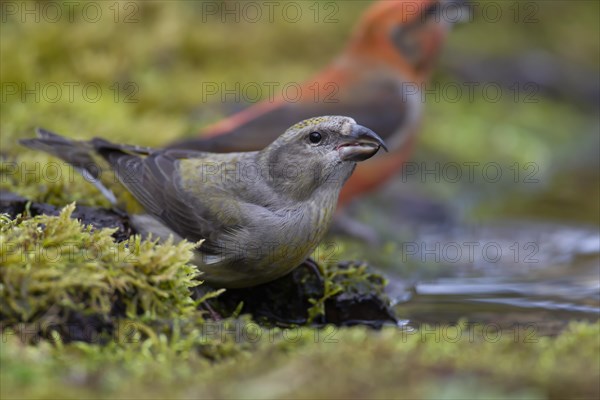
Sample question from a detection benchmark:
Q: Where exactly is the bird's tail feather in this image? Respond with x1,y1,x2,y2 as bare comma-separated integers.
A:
20,128,118,204
21,128,98,174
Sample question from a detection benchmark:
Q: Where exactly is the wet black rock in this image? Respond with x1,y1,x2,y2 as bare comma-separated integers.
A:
0,191,134,241
211,260,398,328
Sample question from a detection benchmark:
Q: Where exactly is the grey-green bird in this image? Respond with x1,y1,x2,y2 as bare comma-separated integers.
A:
21,116,386,288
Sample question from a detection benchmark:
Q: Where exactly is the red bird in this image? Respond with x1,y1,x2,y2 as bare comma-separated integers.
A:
170,0,461,207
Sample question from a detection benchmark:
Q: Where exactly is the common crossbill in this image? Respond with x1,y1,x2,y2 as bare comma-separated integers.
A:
22,116,386,288
169,0,461,206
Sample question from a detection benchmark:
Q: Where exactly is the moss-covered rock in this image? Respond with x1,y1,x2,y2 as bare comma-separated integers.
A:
0,202,398,341
0,203,202,342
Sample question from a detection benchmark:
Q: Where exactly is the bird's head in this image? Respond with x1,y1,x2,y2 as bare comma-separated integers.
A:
259,116,387,201
346,0,467,80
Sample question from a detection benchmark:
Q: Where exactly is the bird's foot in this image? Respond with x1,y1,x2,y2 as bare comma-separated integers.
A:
302,258,325,288
198,300,222,321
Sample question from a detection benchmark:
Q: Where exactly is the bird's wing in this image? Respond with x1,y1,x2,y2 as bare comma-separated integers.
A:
169,73,416,152
95,142,245,252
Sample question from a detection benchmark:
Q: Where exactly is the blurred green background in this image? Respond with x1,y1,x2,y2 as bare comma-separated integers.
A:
1,0,598,221
1,1,599,399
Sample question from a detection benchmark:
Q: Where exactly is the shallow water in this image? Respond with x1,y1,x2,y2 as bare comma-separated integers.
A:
389,222,600,335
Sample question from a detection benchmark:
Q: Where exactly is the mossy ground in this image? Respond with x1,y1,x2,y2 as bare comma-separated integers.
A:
1,208,598,398
2,321,598,399
1,1,599,399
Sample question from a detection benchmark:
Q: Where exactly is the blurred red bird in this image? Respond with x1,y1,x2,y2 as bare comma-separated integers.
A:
170,0,461,207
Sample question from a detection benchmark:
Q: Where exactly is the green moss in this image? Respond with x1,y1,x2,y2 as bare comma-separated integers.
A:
308,258,389,323
1,204,202,338
1,321,598,399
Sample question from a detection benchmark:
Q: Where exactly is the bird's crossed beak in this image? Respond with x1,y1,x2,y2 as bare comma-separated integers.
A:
337,124,388,162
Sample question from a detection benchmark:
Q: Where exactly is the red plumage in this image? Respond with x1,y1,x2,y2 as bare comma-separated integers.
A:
170,0,455,206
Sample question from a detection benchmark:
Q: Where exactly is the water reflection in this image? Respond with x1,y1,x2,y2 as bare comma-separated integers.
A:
391,223,600,334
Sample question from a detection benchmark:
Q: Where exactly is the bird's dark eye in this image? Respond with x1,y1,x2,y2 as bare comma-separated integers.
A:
309,132,322,144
